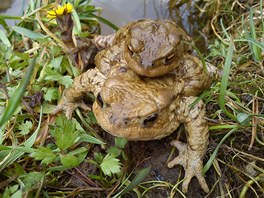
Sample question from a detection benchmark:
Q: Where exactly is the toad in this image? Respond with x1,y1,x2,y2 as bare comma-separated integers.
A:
93,19,192,77
54,42,217,192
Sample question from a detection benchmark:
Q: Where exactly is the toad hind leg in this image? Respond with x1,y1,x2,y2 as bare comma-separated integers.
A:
168,97,209,193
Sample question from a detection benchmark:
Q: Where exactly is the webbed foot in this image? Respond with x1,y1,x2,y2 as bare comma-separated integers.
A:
167,140,209,193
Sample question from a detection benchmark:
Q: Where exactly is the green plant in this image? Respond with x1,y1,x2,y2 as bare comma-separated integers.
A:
0,0,263,197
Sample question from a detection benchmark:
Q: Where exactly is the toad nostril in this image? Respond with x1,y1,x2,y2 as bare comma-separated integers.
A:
119,66,127,73
123,118,129,125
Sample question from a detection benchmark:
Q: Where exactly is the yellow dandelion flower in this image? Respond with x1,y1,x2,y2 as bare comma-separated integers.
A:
63,3,73,14
47,3,73,19
55,6,65,15
47,10,57,19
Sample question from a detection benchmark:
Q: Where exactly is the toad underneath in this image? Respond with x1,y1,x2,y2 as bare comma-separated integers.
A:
54,19,218,193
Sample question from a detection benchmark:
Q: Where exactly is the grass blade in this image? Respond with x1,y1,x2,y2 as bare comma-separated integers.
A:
12,26,46,40
202,128,238,175
0,15,22,20
0,29,11,47
112,166,151,198
218,40,237,121
89,13,119,31
234,38,264,50
0,57,36,127
249,8,261,62
72,10,82,35
0,106,43,172
261,0,264,31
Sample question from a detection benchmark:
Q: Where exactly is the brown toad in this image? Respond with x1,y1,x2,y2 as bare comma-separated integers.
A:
93,18,192,77
54,42,217,193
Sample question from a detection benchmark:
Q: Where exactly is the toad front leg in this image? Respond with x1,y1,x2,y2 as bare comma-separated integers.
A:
53,68,105,118
93,34,115,50
168,96,209,193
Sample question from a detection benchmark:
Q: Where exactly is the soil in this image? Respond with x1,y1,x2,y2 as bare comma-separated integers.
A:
127,133,215,198
63,127,219,198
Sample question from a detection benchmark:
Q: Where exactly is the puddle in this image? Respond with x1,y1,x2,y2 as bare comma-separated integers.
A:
1,0,197,36
91,0,206,50
91,0,170,34
0,0,25,15
1,0,206,50
0,0,27,27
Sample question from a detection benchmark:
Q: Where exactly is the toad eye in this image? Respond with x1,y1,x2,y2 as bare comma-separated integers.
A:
143,113,158,127
127,45,134,56
96,93,104,108
167,52,175,60
164,52,175,64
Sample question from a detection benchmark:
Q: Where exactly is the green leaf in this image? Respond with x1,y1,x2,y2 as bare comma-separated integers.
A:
60,76,73,88
0,18,10,33
51,127,75,150
248,8,261,62
68,147,87,156
12,26,46,40
23,107,43,148
44,68,73,88
0,107,43,172
79,133,105,144
68,147,88,165
202,128,237,175
100,154,121,176
0,29,11,47
218,40,237,121
115,137,128,149
237,113,250,124
11,189,22,198
18,172,44,191
44,88,58,101
107,146,121,157
44,70,63,81
0,145,34,153
50,115,80,150
112,166,151,198
60,154,79,169
30,147,57,165
9,163,26,176
89,13,119,31
72,10,82,35
0,57,36,128
73,118,85,132
51,56,63,69
17,120,33,135
0,15,21,20
94,152,103,164
3,184,19,198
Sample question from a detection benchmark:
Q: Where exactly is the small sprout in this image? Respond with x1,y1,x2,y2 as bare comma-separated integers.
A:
47,3,73,19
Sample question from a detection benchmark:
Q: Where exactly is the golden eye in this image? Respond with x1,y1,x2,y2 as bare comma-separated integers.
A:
127,45,134,55
128,44,133,51
96,93,104,108
166,53,175,60
142,113,158,127
164,53,175,64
